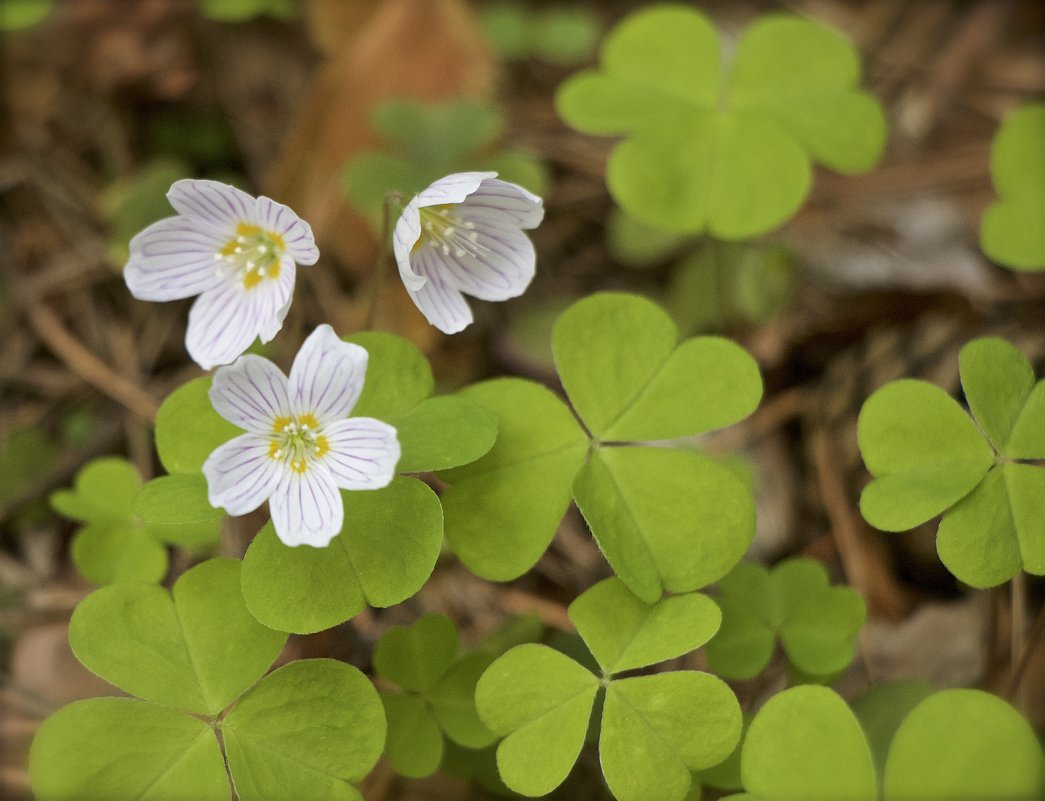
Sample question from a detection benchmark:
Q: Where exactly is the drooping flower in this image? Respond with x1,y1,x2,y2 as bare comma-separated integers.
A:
124,179,319,370
202,324,399,547
392,171,544,334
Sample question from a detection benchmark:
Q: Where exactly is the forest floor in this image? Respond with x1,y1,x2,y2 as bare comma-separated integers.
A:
2,1,1044,799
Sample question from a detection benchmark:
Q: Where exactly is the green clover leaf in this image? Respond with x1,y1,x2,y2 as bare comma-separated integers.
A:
51,457,221,585
567,576,721,675
980,103,1045,270
553,293,762,442
601,672,741,801
440,378,590,581
442,293,760,601
69,558,286,715
374,615,497,778
31,558,386,801
858,337,1045,586
222,659,385,801
240,477,443,634
556,7,885,238
30,698,229,801
735,685,877,801
706,559,867,680
574,447,755,602
155,376,242,475
344,331,498,473
476,643,601,796
732,686,1044,801
476,580,741,801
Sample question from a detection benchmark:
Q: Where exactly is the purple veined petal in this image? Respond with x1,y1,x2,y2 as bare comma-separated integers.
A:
322,417,400,490
460,177,544,229
438,216,536,301
185,281,265,370
413,171,497,209
202,433,283,516
210,353,291,433
287,324,368,424
393,198,426,292
167,179,254,235
407,247,475,334
253,256,297,344
268,464,344,547
124,217,227,301
253,195,320,266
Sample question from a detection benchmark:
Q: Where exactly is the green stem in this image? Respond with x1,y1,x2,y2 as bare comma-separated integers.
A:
365,193,404,331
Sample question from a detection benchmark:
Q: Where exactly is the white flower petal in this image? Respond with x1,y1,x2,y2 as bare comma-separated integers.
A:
392,200,426,292
252,256,296,344
392,171,498,293
253,195,320,266
269,465,344,547
210,353,291,433
288,324,368,424
413,171,498,209
167,179,255,235
322,418,400,490
438,215,536,301
407,248,475,334
461,177,544,229
186,283,267,370
124,217,226,301
202,433,282,516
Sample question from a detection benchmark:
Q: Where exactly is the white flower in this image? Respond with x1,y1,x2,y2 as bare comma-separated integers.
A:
202,324,399,547
392,171,544,334
124,179,319,370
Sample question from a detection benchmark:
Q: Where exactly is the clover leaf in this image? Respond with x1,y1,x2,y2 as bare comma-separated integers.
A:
155,376,241,475
222,659,385,801
556,7,885,238
50,457,221,585
30,699,229,801
858,337,1045,586
30,558,387,801
342,98,548,227
475,580,741,801
240,477,443,633
567,577,721,674
69,558,286,714
373,615,497,779
730,685,1044,801
980,103,1045,270
706,559,867,680
441,293,760,602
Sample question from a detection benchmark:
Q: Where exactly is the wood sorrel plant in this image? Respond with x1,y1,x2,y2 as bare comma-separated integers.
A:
27,5,1045,801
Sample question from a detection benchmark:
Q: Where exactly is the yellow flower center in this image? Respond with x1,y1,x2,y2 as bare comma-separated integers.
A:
217,223,286,290
268,413,329,474
413,205,488,259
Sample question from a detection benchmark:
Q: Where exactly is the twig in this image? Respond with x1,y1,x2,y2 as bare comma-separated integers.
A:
1009,570,1028,702
1007,597,1045,701
22,301,158,422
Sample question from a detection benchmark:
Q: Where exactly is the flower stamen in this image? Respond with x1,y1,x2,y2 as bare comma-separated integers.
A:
268,412,328,474
216,223,287,290
413,205,490,261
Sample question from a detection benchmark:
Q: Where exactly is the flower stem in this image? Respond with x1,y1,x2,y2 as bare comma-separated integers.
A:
365,193,403,330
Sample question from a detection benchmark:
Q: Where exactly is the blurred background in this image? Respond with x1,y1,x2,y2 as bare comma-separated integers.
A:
1,1,1044,798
